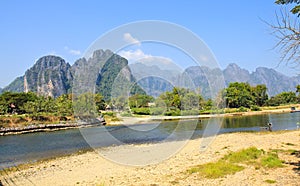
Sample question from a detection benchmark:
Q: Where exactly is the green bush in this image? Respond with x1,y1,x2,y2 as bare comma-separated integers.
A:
164,109,180,116
250,105,261,111
131,108,150,115
181,109,199,116
102,112,115,117
238,106,248,112
150,107,165,115
120,111,132,117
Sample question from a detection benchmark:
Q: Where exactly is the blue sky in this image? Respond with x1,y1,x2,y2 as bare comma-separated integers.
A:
0,0,296,87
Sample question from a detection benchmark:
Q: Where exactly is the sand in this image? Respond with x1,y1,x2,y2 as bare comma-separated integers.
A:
1,130,299,186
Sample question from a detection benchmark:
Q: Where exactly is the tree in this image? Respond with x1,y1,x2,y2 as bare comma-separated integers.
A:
224,82,254,108
128,94,154,108
296,84,300,94
267,91,297,106
268,1,300,63
56,94,73,116
0,92,39,114
251,84,268,106
276,0,300,16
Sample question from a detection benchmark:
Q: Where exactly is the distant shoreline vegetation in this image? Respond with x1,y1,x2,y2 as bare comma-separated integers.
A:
0,82,299,128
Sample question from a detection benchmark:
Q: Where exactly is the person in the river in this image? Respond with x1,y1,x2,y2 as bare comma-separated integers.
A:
267,122,272,132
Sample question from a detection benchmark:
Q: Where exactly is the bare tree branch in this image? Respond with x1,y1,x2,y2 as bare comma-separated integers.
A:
266,8,300,65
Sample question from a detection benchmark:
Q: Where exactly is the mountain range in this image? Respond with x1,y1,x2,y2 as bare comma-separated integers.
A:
1,49,144,99
130,62,300,97
1,49,299,98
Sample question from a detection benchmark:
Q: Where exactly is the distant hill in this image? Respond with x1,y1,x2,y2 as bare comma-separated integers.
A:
129,63,181,97
3,49,145,99
3,50,299,98
223,63,300,96
2,76,24,93
129,63,300,97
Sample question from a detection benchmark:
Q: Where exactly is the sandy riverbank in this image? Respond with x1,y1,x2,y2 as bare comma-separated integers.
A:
1,130,299,185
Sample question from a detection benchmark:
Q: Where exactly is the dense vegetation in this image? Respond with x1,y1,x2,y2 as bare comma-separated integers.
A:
0,82,299,124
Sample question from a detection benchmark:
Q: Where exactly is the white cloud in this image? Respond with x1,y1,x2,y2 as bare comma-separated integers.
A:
118,49,182,72
118,49,150,61
123,33,141,46
64,46,81,56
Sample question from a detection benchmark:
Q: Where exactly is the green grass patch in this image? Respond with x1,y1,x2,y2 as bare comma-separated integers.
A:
261,153,284,168
187,147,285,179
222,147,263,163
187,160,244,178
264,179,276,184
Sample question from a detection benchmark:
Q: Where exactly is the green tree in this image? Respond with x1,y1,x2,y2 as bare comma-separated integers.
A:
296,84,300,94
129,94,154,108
275,0,300,16
73,92,98,118
224,82,254,108
267,91,297,106
94,93,106,111
0,92,39,114
251,84,268,106
56,94,73,116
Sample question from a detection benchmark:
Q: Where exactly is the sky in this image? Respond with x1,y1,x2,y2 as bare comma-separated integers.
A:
0,0,297,88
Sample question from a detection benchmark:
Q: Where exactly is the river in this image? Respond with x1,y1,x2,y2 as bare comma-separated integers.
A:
0,112,299,169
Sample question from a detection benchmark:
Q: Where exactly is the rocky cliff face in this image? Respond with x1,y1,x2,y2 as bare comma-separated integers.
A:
3,50,299,98
72,49,145,100
223,63,250,84
129,63,180,97
131,63,299,97
185,64,299,97
249,67,297,96
4,50,145,99
23,56,73,97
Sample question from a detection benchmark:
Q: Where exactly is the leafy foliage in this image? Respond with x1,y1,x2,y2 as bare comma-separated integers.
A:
275,0,300,16
267,91,297,106
223,83,269,108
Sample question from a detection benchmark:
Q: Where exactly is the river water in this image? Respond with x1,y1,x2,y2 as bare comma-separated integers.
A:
0,112,299,169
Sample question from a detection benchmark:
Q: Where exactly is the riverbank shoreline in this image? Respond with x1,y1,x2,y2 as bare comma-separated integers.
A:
0,104,298,135
108,106,296,125
1,130,299,185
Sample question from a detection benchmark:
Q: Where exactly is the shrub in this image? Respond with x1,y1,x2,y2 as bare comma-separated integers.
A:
250,105,261,111
181,109,199,116
102,112,115,117
131,108,150,115
164,110,180,116
120,111,132,117
238,106,248,112
150,107,165,115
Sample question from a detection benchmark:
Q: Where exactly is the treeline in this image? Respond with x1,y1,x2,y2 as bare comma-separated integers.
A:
124,82,300,116
0,82,299,118
223,83,300,108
